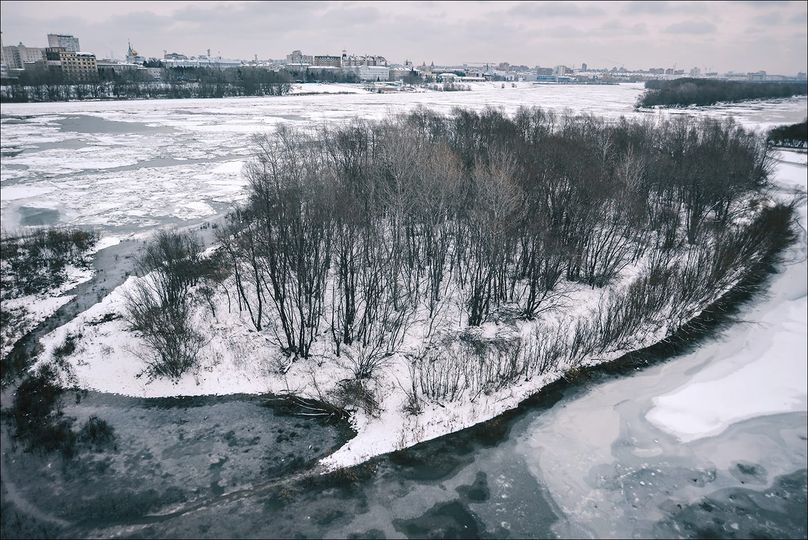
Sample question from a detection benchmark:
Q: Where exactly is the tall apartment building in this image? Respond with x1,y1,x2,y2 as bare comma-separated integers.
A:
57,50,98,81
47,33,80,52
1,42,46,69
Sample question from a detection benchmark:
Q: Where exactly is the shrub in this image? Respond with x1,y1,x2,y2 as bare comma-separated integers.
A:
0,227,98,299
331,379,381,417
11,365,76,456
77,415,117,452
125,231,205,379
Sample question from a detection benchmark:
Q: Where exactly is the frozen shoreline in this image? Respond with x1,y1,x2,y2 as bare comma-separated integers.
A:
645,150,807,443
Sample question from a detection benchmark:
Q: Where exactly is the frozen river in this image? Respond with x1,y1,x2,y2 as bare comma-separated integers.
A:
1,82,804,235
1,84,806,538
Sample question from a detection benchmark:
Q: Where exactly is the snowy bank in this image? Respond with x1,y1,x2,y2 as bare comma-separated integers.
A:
645,151,808,442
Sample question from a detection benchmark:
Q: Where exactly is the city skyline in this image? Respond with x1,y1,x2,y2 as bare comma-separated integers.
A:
1,1,807,74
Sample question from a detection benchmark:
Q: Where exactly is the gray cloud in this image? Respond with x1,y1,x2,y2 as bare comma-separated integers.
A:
731,1,794,8
621,1,704,14
791,11,808,24
509,2,604,18
754,12,782,25
663,20,717,34
595,19,649,36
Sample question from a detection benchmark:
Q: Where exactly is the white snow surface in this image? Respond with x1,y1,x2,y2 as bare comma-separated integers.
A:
287,83,370,95
33,244,750,472
645,151,808,442
1,264,93,360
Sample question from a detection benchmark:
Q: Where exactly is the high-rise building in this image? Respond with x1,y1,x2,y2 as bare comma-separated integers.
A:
58,50,98,81
2,42,46,69
47,33,80,52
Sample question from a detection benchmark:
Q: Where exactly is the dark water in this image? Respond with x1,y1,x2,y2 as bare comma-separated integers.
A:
3,375,803,539
16,206,60,227
1,392,350,537
55,115,176,135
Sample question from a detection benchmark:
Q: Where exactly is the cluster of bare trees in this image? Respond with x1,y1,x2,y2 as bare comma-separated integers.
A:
412,201,794,405
210,106,776,384
125,231,208,379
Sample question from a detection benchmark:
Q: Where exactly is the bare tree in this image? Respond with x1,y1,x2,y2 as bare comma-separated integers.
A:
125,231,205,379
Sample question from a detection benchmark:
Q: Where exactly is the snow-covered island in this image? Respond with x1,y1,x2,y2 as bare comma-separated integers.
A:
23,106,800,473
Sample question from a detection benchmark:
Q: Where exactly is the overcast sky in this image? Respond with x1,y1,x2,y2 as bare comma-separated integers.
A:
2,1,806,73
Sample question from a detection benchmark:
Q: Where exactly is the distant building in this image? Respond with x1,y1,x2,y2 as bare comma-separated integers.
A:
346,64,390,81
0,32,7,68
126,41,146,64
581,62,588,72
286,50,313,65
2,45,21,69
313,55,341,68
59,51,98,81
2,42,46,69
45,47,64,65
389,67,419,81
341,52,387,67
47,33,80,52
97,59,143,76
162,54,241,69
19,45,46,65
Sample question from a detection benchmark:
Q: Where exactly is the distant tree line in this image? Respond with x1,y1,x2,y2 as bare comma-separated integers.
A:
638,78,808,108
282,67,361,84
0,66,295,102
768,120,807,149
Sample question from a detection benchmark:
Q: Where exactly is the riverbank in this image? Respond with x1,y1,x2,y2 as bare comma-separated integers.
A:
18,148,798,474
